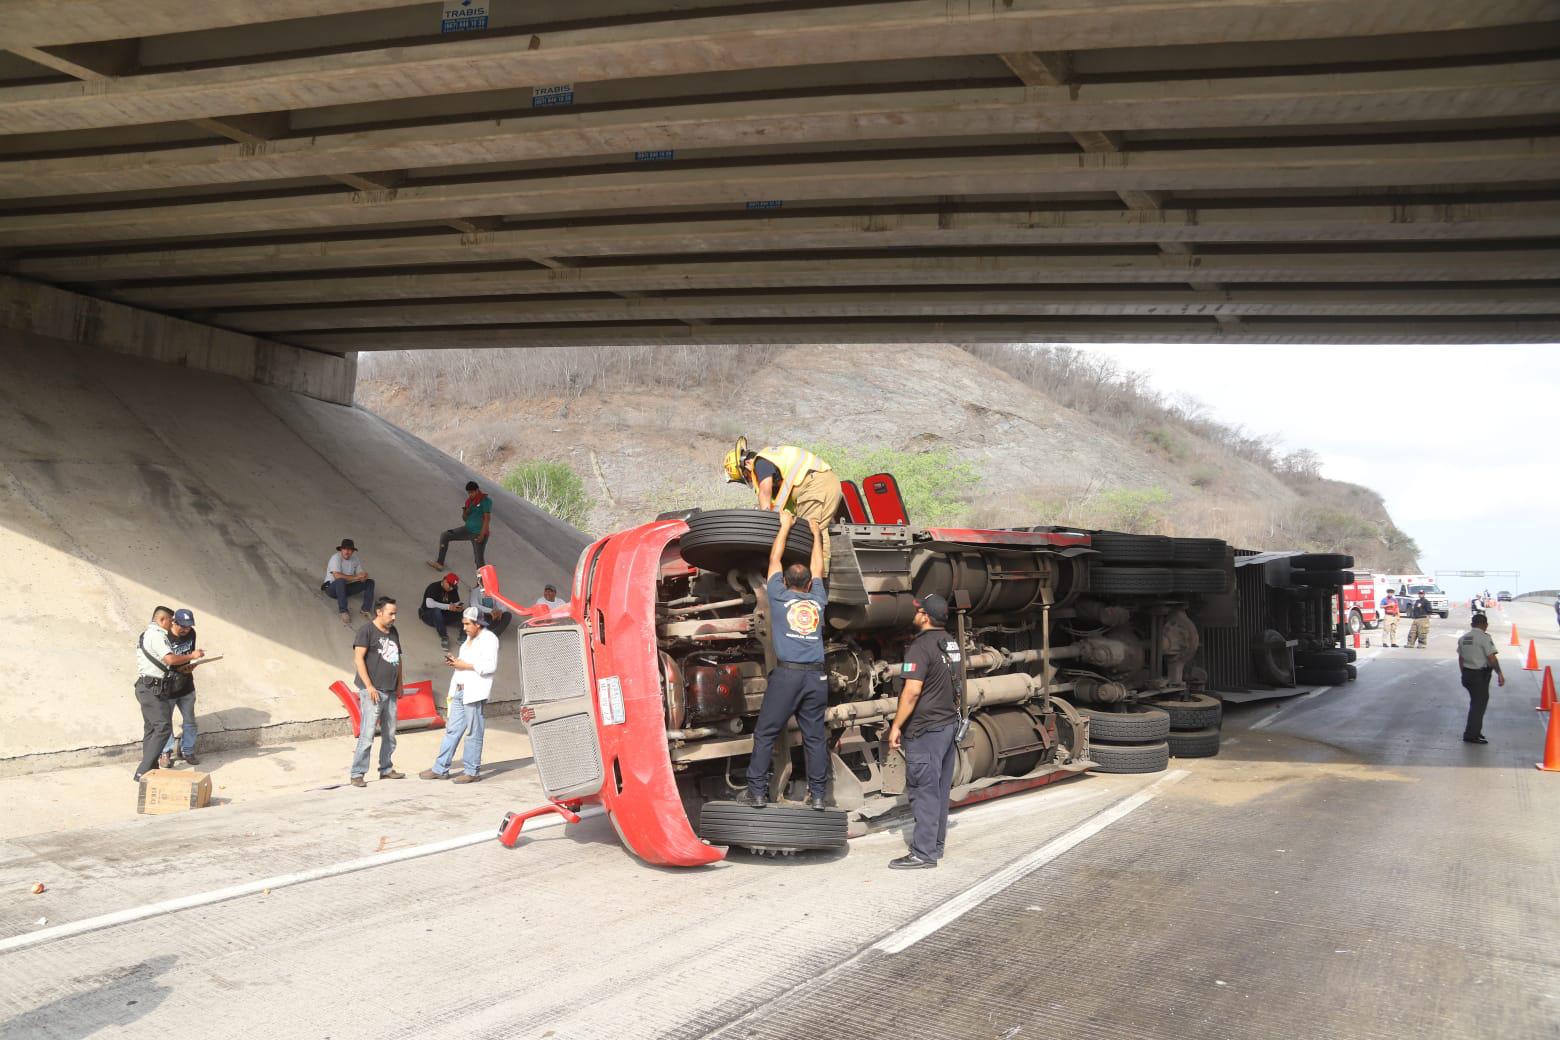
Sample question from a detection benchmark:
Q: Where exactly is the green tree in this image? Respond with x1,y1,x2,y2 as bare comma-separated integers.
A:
1096,487,1171,533
503,459,593,529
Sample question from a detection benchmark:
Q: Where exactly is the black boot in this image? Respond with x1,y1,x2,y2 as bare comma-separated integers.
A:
733,788,767,808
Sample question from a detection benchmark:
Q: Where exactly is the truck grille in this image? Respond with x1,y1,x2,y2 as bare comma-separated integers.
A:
530,713,603,796
520,627,588,704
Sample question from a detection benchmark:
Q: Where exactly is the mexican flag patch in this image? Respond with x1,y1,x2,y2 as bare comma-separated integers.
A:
900,661,920,674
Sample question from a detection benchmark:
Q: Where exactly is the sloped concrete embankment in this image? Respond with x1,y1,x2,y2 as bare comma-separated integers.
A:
0,339,588,774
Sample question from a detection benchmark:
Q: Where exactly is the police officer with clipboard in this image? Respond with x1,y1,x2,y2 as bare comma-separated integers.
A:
887,593,966,870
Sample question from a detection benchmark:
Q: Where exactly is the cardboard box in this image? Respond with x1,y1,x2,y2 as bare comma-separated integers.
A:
137,769,212,815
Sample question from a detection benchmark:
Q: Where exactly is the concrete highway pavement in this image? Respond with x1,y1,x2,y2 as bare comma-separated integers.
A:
2,612,1557,1039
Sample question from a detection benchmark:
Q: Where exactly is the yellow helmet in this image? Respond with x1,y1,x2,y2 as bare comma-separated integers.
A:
722,436,749,483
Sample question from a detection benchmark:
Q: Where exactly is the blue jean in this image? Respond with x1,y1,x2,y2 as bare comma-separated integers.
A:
162,691,197,756
433,696,486,776
350,689,397,778
331,577,376,614
903,721,958,862
419,606,455,641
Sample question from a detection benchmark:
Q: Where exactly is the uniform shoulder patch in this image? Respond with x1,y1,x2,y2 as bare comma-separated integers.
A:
901,661,920,674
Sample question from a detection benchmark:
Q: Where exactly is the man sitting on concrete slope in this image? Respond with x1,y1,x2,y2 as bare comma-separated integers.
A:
418,571,464,651
429,480,493,572
322,537,376,627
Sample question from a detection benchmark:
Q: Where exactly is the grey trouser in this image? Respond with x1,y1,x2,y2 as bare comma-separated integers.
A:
436,527,486,568
903,721,959,862
350,689,398,778
134,677,174,777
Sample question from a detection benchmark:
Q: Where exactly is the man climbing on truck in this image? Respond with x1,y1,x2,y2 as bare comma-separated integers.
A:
735,510,830,811
723,438,843,576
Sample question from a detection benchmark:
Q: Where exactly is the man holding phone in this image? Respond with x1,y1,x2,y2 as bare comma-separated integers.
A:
421,607,499,783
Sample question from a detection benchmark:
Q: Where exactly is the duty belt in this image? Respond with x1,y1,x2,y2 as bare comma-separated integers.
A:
776,661,825,672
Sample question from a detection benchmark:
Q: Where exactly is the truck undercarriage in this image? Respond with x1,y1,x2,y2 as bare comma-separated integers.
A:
495,477,1357,867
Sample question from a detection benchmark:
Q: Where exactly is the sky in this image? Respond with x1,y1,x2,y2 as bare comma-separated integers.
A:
1075,343,1560,600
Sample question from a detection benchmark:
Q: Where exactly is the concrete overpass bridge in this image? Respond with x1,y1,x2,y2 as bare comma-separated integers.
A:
1,0,1559,399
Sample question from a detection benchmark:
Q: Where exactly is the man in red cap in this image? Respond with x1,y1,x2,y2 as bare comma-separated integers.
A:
417,571,464,652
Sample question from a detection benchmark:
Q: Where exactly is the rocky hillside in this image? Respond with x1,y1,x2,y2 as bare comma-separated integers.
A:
357,342,1417,569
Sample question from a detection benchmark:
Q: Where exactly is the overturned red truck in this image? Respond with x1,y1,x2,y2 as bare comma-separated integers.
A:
485,474,1357,867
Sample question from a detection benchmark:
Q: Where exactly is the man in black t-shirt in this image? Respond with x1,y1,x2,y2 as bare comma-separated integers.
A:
1406,593,1433,648
887,593,961,870
349,596,404,787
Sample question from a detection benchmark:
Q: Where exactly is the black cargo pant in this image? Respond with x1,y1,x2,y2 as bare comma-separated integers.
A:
134,676,175,778
436,527,486,569
1461,666,1492,740
745,666,829,800
903,721,958,862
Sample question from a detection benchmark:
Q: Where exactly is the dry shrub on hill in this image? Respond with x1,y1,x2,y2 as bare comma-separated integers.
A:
359,346,745,405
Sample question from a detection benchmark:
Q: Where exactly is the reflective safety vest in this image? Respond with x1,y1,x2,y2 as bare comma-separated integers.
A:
752,445,831,511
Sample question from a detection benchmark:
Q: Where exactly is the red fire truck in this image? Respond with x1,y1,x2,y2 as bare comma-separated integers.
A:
1339,573,1380,636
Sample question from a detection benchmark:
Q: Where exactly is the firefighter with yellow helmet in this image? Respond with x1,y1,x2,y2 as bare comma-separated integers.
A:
722,438,844,576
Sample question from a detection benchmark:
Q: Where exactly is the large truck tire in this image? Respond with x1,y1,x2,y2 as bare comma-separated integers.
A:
1088,532,1173,564
699,801,848,853
1089,740,1170,774
1089,566,1174,596
1295,649,1348,669
680,510,815,573
1167,727,1221,759
1145,693,1222,731
1345,664,1358,681
1292,569,1355,587
1290,553,1355,571
1079,705,1171,742
1295,665,1349,687
1170,568,1230,594
1170,537,1228,565
1255,630,1294,686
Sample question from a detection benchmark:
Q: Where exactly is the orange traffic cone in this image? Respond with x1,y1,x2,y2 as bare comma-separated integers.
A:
1525,640,1541,671
1538,705,1560,773
1510,624,1521,647
1539,666,1556,712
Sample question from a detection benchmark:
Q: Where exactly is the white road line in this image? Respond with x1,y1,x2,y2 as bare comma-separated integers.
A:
1249,687,1333,731
0,805,604,956
872,770,1188,955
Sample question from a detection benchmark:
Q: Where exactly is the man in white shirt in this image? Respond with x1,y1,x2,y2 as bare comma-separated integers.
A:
533,584,569,609
1456,613,1505,745
323,537,376,626
134,605,205,781
421,607,499,782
